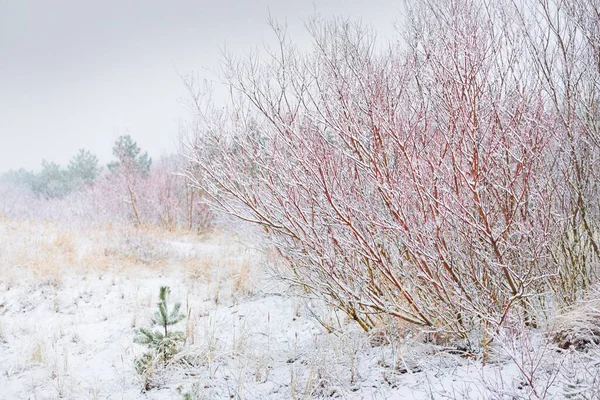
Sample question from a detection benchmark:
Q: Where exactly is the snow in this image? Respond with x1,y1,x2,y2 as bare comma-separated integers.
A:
0,218,598,399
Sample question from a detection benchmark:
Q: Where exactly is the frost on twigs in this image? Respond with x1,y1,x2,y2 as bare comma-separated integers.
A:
183,0,600,348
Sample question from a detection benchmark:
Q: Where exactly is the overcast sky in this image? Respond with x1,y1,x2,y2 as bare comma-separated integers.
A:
0,0,401,173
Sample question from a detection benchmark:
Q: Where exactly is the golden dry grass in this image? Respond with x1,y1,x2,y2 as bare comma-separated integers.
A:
0,216,261,301
550,285,600,349
232,258,253,298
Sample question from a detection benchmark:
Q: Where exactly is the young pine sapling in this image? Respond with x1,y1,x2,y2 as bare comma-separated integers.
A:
135,286,186,365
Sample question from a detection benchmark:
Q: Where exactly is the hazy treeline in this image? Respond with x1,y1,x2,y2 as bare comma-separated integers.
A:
2,149,102,199
1,135,211,232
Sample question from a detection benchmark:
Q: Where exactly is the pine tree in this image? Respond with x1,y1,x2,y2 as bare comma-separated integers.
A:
67,149,101,185
134,286,186,363
107,134,152,226
32,160,70,199
108,134,152,176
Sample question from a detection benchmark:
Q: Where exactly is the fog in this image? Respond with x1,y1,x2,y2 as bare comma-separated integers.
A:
0,0,400,173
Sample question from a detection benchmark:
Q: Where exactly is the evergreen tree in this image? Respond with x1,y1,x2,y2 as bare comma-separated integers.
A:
0,168,36,189
108,134,152,176
32,160,70,199
107,135,152,225
67,149,101,185
134,286,186,363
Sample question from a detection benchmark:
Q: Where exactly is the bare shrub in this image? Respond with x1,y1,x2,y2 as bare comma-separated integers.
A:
183,0,599,347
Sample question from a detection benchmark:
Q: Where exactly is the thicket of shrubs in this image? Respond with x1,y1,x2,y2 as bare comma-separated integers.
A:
182,0,600,350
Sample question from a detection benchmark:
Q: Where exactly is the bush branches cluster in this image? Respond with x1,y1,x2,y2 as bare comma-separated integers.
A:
183,0,600,347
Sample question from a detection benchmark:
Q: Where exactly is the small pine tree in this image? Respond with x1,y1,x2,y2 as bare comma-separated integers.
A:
67,149,101,186
134,286,186,364
108,134,152,176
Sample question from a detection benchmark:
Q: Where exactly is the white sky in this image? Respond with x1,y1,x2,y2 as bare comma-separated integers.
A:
0,0,401,173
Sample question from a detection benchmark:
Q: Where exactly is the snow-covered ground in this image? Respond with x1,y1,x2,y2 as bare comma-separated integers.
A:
1,217,599,399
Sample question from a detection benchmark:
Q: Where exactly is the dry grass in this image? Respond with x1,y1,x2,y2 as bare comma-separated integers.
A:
0,217,236,284
182,257,213,283
551,285,600,350
232,258,253,298
30,341,45,365
0,219,78,286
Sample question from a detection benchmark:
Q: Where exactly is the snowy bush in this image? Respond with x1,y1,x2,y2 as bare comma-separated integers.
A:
183,0,600,348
